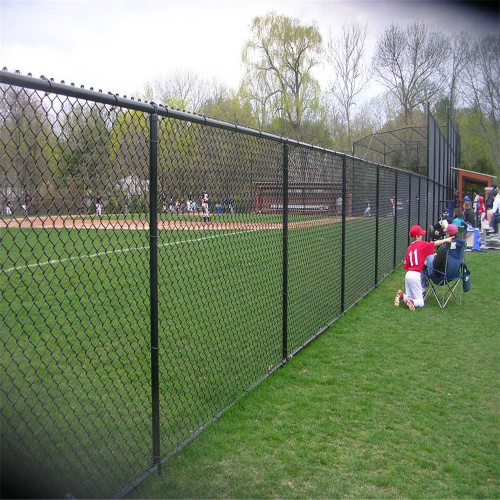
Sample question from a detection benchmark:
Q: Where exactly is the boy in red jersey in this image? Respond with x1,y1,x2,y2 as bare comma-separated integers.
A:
394,225,455,311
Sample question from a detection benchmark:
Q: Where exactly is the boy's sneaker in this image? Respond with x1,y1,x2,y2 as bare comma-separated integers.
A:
404,298,415,311
394,290,403,307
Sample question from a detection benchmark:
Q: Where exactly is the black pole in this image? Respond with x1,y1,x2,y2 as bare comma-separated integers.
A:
341,156,347,313
149,113,161,466
282,144,289,362
408,175,412,239
417,177,421,227
393,171,398,269
375,164,380,286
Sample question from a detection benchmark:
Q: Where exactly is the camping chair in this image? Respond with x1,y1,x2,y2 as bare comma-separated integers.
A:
424,238,467,308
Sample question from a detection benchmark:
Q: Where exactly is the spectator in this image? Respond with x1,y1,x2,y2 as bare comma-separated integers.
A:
486,185,497,210
394,225,455,311
423,224,459,281
486,187,500,235
452,207,467,234
463,198,474,226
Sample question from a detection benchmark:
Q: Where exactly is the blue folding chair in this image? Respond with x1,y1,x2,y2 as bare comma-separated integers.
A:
424,238,467,308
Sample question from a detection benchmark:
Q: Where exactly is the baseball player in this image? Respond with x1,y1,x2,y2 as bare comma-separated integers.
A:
95,192,103,216
394,225,455,310
201,188,210,223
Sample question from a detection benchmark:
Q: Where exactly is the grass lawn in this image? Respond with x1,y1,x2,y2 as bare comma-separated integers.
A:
130,250,500,499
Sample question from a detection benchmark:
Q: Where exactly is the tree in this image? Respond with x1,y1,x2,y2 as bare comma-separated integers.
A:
59,104,112,196
447,31,472,121
242,12,323,141
372,22,450,125
144,70,211,113
326,22,368,152
461,34,500,175
0,86,58,208
200,86,257,127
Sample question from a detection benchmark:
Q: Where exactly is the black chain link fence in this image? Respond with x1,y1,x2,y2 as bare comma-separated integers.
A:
1,71,453,498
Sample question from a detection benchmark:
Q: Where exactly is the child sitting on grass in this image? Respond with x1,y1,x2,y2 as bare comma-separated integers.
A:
394,225,455,311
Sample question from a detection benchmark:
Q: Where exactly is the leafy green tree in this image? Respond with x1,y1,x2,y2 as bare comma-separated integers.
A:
457,108,499,178
242,12,323,141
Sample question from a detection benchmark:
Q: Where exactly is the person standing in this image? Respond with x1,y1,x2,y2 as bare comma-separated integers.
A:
201,188,210,223
4,201,12,216
21,194,30,217
95,192,102,216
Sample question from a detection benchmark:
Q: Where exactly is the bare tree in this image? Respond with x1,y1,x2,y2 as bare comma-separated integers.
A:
462,34,500,169
326,22,368,152
145,70,211,113
372,22,450,125
447,31,472,120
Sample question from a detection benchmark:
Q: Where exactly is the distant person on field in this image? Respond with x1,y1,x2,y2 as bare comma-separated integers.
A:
394,225,455,311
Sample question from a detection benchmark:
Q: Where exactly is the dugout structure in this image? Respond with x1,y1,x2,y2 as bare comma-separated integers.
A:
253,182,352,216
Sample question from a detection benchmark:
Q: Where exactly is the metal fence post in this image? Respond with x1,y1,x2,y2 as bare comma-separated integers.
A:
408,175,412,237
341,155,347,313
375,164,380,285
282,144,289,362
393,171,398,268
149,112,161,466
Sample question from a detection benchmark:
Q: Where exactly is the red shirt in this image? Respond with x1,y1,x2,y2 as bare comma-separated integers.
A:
404,240,435,272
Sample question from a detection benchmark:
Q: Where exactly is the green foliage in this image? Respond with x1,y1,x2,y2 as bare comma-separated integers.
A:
457,109,500,178
200,90,257,128
242,12,324,141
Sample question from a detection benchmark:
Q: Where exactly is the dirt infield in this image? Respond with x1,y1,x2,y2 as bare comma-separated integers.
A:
0,215,343,231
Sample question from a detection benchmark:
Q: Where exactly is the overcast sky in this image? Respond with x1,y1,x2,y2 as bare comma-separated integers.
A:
1,0,498,101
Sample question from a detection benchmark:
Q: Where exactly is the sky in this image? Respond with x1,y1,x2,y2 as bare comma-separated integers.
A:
1,0,499,102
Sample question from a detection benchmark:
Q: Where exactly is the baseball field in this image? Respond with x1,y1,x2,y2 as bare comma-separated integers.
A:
1,212,407,498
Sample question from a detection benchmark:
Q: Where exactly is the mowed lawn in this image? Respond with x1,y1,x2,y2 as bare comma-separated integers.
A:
1,215,384,498
130,250,500,499
2,217,498,498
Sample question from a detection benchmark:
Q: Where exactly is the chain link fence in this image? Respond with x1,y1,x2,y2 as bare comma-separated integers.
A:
1,71,452,498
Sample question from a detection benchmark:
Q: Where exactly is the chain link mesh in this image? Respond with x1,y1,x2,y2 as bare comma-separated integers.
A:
1,74,451,498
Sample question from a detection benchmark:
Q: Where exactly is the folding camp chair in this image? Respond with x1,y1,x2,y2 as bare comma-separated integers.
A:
424,238,467,308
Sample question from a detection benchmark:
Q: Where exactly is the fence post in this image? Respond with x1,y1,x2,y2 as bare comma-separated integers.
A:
149,112,161,466
282,144,289,362
417,177,421,227
341,156,347,313
375,164,380,285
408,175,412,237
393,171,398,268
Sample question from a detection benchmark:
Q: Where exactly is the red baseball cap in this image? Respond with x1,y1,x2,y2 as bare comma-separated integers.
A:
409,225,426,238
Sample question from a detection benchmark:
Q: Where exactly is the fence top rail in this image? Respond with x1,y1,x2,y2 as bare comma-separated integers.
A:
0,69,439,182
1,69,332,152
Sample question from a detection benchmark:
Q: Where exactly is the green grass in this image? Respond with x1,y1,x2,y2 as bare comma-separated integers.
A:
130,251,500,499
3,217,496,498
